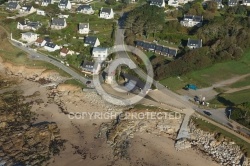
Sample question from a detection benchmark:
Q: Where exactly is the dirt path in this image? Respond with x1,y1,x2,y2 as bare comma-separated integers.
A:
224,85,250,94
213,74,250,88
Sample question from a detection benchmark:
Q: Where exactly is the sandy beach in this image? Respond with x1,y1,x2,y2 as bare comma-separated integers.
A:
0,59,219,166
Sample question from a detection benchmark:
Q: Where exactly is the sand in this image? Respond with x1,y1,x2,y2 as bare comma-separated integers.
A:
17,80,218,166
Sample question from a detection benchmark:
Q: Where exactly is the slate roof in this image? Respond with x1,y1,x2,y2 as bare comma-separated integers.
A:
150,0,164,6
79,23,89,29
81,61,94,71
7,2,18,9
168,48,177,56
135,40,178,56
77,4,92,11
22,5,33,12
184,15,203,22
187,39,202,48
43,0,52,3
45,42,56,48
93,47,108,53
22,32,37,36
136,40,144,47
51,18,65,26
59,0,69,6
161,47,169,54
155,45,163,52
84,36,98,47
100,7,111,14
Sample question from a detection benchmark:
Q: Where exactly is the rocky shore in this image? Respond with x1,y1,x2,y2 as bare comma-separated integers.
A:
0,89,65,166
189,120,246,166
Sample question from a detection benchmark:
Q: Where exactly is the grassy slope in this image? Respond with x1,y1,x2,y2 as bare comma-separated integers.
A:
160,50,250,91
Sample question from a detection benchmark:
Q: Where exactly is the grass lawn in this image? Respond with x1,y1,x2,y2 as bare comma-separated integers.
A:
160,50,250,91
210,89,250,106
192,117,250,157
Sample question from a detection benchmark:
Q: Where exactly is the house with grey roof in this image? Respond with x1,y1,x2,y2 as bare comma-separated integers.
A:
135,40,178,57
17,20,42,31
19,5,36,14
228,0,238,6
187,38,202,49
150,0,165,7
21,32,38,43
84,36,100,47
78,23,90,34
6,2,21,11
180,15,203,27
58,0,71,10
243,0,250,6
41,0,54,6
76,4,94,14
99,7,114,19
44,42,60,52
50,18,67,30
80,61,95,74
92,47,109,61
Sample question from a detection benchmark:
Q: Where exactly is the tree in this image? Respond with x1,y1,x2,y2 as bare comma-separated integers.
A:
206,1,217,13
105,0,116,5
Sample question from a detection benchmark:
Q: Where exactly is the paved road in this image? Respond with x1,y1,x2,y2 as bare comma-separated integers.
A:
10,41,90,85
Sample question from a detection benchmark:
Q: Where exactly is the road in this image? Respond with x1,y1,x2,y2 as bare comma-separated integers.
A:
10,41,90,85
113,13,250,142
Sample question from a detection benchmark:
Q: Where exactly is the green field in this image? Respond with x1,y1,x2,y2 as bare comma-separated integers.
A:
192,117,250,157
210,89,250,106
160,50,250,91
230,76,250,88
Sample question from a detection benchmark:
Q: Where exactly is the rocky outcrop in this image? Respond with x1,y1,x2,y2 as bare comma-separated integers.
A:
189,120,245,166
0,91,65,166
98,110,182,159
3,61,64,82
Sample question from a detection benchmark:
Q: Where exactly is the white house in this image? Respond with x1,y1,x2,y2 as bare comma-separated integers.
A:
150,0,165,7
84,36,100,47
187,38,202,49
6,2,21,11
168,0,179,7
243,0,250,6
213,0,224,9
51,18,67,30
78,23,90,34
17,20,42,31
19,5,36,14
44,42,61,52
34,37,47,47
180,15,203,27
228,0,238,6
99,7,114,19
58,0,71,10
76,4,94,14
41,0,54,6
92,47,109,61
21,32,38,43
37,9,46,16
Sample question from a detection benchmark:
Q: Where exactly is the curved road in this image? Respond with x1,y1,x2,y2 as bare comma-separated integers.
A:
10,41,90,85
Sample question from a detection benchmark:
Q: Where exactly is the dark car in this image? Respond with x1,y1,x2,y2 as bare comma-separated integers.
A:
203,111,212,116
86,81,91,85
